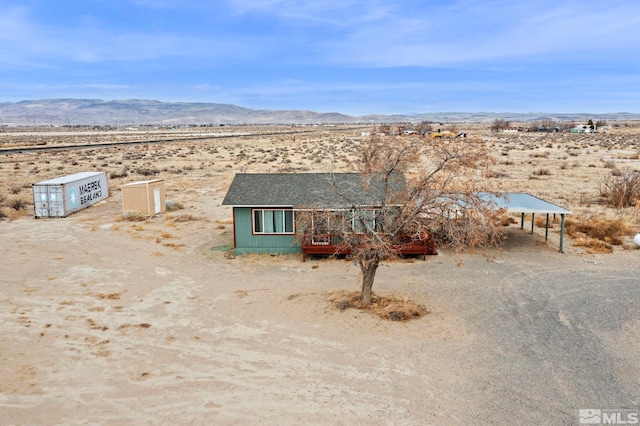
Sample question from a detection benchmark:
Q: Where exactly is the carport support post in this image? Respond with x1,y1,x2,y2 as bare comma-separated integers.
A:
545,213,550,242
531,213,535,234
559,214,565,253
520,212,525,229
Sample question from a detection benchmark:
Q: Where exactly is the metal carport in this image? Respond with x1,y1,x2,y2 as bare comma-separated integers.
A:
482,193,573,253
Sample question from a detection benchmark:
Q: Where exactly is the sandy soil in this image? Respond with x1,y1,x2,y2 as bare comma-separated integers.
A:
1,125,639,424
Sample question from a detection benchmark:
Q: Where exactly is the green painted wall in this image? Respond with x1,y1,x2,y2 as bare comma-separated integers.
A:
233,207,300,255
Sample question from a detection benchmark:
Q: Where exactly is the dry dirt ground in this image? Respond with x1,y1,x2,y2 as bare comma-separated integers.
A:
1,125,639,424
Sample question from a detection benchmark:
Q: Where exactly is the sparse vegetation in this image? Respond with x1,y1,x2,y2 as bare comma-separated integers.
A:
600,168,640,208
533,168,551,176
1,124,639,243
165,213,201,222
327,290,428,321
573,237,614,254
134,167,159,176
564,217,632,246
109,168,129,179
2,121,640,426
491,118,511,132
8,197,28,211
117,211,147,222
165,201,184,212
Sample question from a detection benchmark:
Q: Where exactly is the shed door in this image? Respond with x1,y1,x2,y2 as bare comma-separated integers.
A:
153,188,161,214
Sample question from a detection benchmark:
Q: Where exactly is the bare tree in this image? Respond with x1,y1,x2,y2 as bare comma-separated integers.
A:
374,124,392,136
396,124,408,135
541,119,556,130
491,118,511,132
445,122,459,133
415,121,433,136
558,121,574,132
298,135,504,305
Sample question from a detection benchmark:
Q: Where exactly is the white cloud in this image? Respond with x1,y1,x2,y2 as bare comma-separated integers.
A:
226,0,392,27
0,7,32,42
8,0,636,69
0,14,254,67
316,1,640,67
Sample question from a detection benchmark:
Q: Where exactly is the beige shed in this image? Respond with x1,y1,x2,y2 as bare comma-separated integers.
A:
121,179,166,216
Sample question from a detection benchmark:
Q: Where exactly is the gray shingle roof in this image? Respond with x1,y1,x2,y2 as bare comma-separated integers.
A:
222,173,404,208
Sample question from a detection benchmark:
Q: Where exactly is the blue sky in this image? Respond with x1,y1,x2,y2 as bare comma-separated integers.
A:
1,0,639,115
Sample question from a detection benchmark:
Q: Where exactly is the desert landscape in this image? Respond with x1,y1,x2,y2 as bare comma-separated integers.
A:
1,124,639,424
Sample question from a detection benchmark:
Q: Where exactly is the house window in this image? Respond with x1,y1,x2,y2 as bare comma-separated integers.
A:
312,210,347,234
311,209,380,234
351,209,377,233
253,209,294,234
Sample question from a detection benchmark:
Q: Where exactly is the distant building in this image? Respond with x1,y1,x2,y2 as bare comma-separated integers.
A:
569,125,595,133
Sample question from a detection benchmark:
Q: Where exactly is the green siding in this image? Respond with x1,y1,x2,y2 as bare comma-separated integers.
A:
233,207,300,255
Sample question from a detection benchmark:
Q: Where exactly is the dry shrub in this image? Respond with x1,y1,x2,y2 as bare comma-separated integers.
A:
600,168,640,208
134,167,159,176
235,290,249,298
533,168,551,176
166,213,201,222
116,210,147,222
162,242,185,249
96,293,121,300
165,201,184,212
498,215,517,226
129,223,145,231
534,216,555,228
109,169,128,179
573,237,614,254
0,206,19,220
565,217,632,246
7,197,29,211
327,290,428,321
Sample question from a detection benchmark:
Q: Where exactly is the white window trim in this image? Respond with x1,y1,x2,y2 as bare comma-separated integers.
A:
309,208,379,233
252,208,295,235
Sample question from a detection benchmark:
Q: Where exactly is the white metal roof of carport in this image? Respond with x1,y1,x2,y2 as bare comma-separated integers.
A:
481,192,572,253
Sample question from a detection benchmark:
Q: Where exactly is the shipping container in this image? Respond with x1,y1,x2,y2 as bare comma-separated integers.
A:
32,171,109,218
121,179,166,216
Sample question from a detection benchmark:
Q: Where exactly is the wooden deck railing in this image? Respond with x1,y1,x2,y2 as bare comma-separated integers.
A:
301,232,437,262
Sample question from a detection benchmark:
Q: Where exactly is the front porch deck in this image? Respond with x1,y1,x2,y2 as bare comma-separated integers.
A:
301,233,437,262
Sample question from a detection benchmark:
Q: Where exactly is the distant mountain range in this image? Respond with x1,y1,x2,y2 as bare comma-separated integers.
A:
0,99,638,126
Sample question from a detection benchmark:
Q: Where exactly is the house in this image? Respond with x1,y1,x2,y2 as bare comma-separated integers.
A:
569,125,595,133
221,173,436,259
